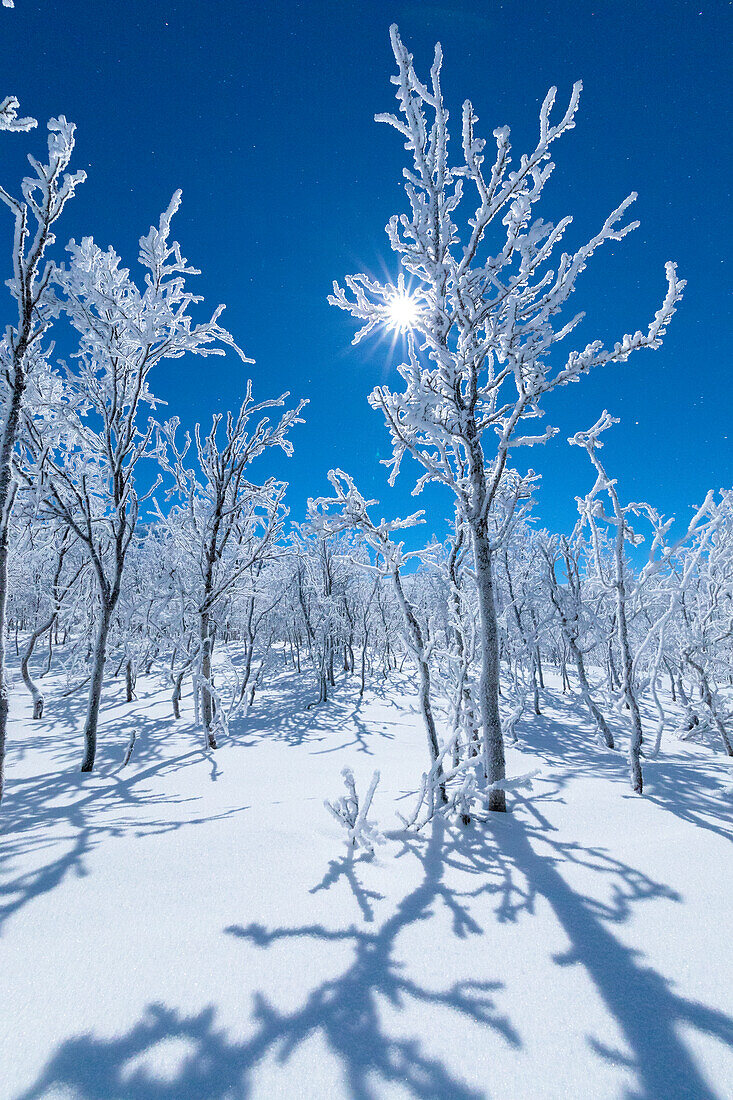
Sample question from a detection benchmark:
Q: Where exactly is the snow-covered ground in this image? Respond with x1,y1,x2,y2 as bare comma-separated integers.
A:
1,659,732,1099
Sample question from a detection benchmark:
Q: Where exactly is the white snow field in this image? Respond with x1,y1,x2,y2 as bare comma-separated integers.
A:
1,660,732,1100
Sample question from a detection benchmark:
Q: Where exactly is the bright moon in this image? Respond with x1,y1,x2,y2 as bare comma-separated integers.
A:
386,291,420,332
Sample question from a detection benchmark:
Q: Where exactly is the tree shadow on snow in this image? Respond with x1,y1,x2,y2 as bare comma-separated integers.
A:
309,848,386,922
11,677,733,1099
490,796,733,1100
518,686,733,846
16,799,733,1099
293,786,732,1100
18,819,516,1100
230,669,404,756
0,674,249,936
391,792,731,1100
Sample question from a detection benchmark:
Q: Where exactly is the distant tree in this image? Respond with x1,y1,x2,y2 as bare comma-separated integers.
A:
311,469,445,796
157,385,305,747
570,411,719,791
539,531,616,749
36,194,244,772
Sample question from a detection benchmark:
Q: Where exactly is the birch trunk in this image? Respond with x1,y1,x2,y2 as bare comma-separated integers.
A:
471,527,507,812
614,562,644,793
0,371,25,801
676,675,699,731
21,615,56,719
124,659,135,703
81,603,113,772
685,658,733,756
392,569,445,801
360,639,368,697
199,610,216,748
172,668,185,720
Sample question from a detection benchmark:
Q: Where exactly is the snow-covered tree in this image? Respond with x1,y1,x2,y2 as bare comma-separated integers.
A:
570,411,719,791
539,531,615,748
157,385,305,747
36,193,245,772
311,470,446,795
330,25,684,809
0,105,84,799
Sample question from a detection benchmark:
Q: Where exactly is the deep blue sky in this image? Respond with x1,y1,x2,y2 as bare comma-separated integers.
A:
1,0,730,544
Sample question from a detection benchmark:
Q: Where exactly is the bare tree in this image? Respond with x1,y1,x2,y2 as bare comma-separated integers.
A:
157,386,305,746
331,26,684,808
38,193,244,771
540,533,615,748
570,412,718,791
0,105,84,799
311,469,446,798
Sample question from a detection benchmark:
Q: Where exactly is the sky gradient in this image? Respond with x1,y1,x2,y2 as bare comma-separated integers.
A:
1,0,730,545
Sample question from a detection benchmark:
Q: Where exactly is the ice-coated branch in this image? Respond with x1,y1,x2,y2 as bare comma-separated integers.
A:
325,767,385,852
0,95,35,132
0,107,83,802
309,468,425,573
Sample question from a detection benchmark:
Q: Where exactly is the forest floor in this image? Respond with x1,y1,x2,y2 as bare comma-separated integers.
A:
1,655,732,1099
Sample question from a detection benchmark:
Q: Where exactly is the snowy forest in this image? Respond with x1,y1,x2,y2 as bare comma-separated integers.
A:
1,9,731,1100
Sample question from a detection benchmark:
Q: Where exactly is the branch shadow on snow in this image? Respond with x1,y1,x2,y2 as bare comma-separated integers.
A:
1,662,401,939
0,673,249,936
9,674,733,1099
519,684,733,845
18,819,516,1100
19,799,733,1100
293,786,732,1100
230,668,404,756
309,848,386,922
485,795,733,1100
429,791,731,1100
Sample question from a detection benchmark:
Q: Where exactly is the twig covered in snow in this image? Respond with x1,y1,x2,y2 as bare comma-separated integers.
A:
325,767,385,853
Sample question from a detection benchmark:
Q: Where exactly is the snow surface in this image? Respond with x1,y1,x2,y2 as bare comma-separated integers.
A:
1,657,732,1099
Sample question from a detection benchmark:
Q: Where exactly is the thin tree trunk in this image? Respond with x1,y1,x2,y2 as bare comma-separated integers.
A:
81,604,113,772
237,632,255,705
547,557,615,749
0,371,24,803
200,610,216,748
535,646,545,690
677,675,699,731
171,664,188,720
21,616,56,719
44,628,54,675
615,572,643,793
686,658,733,756
248,638,273,709
360,638,368,697
573,640,615,749
120,728,136,768
392,569,446,802
125,659,135,703
471,527,507,812
561,648,571,692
